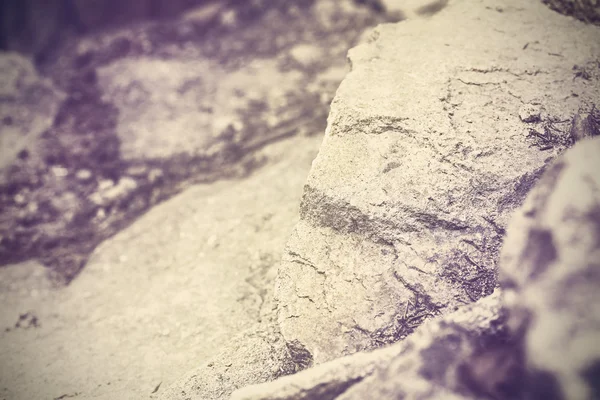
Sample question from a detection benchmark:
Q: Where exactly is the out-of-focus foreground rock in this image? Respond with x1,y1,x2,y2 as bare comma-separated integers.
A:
275,0,600,365
501,136,600,400
231,291,507,400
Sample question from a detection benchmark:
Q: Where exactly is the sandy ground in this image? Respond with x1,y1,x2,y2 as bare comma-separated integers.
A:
0,134,322,400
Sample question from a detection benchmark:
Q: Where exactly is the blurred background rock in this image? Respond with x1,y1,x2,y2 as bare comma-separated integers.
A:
0,0,255,62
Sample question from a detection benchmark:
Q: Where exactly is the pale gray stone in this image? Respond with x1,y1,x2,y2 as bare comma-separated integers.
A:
275,0,600,365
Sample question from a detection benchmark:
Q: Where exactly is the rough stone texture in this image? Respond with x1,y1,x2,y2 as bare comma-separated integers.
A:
2,0,600,399
0,2,397,399
542,0,600,25
0,53,64,172
500,137,600,400
226,138,600,400
231,291,507,400
275,0,600,364
158,321,299,400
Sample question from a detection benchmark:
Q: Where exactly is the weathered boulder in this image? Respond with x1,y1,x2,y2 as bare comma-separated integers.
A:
228,136,600,400
275,0,600,364
229,136,600,400
500,136,600,400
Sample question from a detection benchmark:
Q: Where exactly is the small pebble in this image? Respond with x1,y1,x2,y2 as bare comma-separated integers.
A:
13,193,26,205
76,169,92,181
96,208,106,220
27,202,38,213
518,103,542,123
51,166,69,178
91,178,137,206
148,169,163,183
220,9,238,27
289,43,323,68
98,179,114,191
126,165,148,176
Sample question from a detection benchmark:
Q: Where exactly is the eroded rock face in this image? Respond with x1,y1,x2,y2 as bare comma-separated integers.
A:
501,137,600,400
275,0,600,364
229,126,600,400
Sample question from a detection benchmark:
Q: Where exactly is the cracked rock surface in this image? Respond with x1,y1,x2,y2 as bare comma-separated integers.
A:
2,0,600,399
229,137,600,400
275,0,600,364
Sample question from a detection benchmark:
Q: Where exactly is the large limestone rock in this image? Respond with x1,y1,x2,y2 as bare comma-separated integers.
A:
275,0,600,364
501,136,600,400
229,135,600,400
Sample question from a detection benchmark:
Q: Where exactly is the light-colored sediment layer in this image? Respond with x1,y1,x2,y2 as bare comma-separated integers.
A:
0,134,321,400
